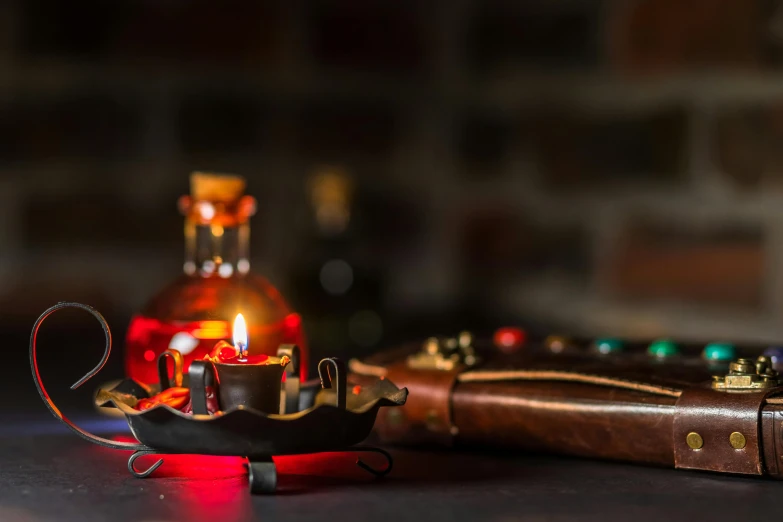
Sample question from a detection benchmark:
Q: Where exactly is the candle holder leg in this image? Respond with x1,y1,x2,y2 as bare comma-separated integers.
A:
247,457,277,494
349,446,393,478
128,450,165,478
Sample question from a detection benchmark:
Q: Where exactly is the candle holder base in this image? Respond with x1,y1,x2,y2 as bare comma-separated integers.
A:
31,302,407,495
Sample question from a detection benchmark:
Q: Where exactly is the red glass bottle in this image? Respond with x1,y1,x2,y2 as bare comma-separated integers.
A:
125,172,307,385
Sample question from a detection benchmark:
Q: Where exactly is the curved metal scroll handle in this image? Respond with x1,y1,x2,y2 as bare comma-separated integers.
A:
317,357,346,410
277,344,300,414
30,302,151,452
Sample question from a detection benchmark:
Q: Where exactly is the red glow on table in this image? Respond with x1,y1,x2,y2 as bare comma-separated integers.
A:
111,434,140,444
275,452,386,480
493,327,526,353
135,453,251,519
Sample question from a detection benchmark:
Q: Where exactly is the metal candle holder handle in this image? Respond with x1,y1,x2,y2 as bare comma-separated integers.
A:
318,357,347,410
278,344,301,414
187,360,215,415
157,349,184,390
30,302,161,472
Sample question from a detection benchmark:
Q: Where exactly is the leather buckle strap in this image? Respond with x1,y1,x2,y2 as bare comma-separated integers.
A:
373,362,462,446
674,387,778,475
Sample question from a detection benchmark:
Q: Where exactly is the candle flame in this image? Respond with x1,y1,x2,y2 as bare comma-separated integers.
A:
233,313,248,351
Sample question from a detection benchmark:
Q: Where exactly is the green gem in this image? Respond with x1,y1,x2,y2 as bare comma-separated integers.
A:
703,342,736,361
594,338,623,354
648,339,679,358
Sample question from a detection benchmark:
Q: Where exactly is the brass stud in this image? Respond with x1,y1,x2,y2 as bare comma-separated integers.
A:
686,432,704,449
729,359,755,374
730,431,746,449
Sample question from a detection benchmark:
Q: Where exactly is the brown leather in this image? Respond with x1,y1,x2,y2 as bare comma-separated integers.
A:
761,406,782,477
350,339,783,478
373,361,462,446
453,381,676,466
673,387,773,475
763,405,783,477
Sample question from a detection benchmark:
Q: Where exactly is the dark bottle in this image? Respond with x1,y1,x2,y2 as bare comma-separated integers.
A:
287,167,384,364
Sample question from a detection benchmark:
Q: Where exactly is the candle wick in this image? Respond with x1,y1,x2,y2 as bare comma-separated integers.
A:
237,342,247,360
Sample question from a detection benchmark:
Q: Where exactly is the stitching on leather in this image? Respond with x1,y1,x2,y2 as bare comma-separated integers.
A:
457,370,682,398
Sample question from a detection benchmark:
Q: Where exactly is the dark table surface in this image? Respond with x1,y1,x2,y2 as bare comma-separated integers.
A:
6,322,783,522
1,410,782,522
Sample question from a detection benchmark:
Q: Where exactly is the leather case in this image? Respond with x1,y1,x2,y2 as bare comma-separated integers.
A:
348,335,783,478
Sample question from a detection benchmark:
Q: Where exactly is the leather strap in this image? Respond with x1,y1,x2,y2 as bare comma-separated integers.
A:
374,361,462,446
673,387,774,475
458,369,681,398
761,408,781,477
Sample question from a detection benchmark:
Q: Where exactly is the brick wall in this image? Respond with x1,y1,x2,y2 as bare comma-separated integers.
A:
3,0,783,344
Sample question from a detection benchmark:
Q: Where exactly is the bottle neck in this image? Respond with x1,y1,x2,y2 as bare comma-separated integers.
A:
184,221,250,278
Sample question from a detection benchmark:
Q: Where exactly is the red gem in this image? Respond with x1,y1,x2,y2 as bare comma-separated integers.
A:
493,327,526,353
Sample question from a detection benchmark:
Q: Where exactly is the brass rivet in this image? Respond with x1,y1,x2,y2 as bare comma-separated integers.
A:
730,431,746,449
686,432,704,449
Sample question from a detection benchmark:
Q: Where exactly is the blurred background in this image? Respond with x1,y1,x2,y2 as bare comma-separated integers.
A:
6,0,783,390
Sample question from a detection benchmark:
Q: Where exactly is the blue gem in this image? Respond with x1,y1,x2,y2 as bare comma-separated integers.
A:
763,347,783,366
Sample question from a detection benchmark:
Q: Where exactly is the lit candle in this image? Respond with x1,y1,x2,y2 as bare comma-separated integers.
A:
204,313,277,365
233,313,248,360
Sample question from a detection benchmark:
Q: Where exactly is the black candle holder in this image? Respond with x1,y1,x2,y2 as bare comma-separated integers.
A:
30,302,408,494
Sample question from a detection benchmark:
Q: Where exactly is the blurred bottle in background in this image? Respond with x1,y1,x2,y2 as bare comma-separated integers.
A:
125,172,307,385
287,166,386,363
